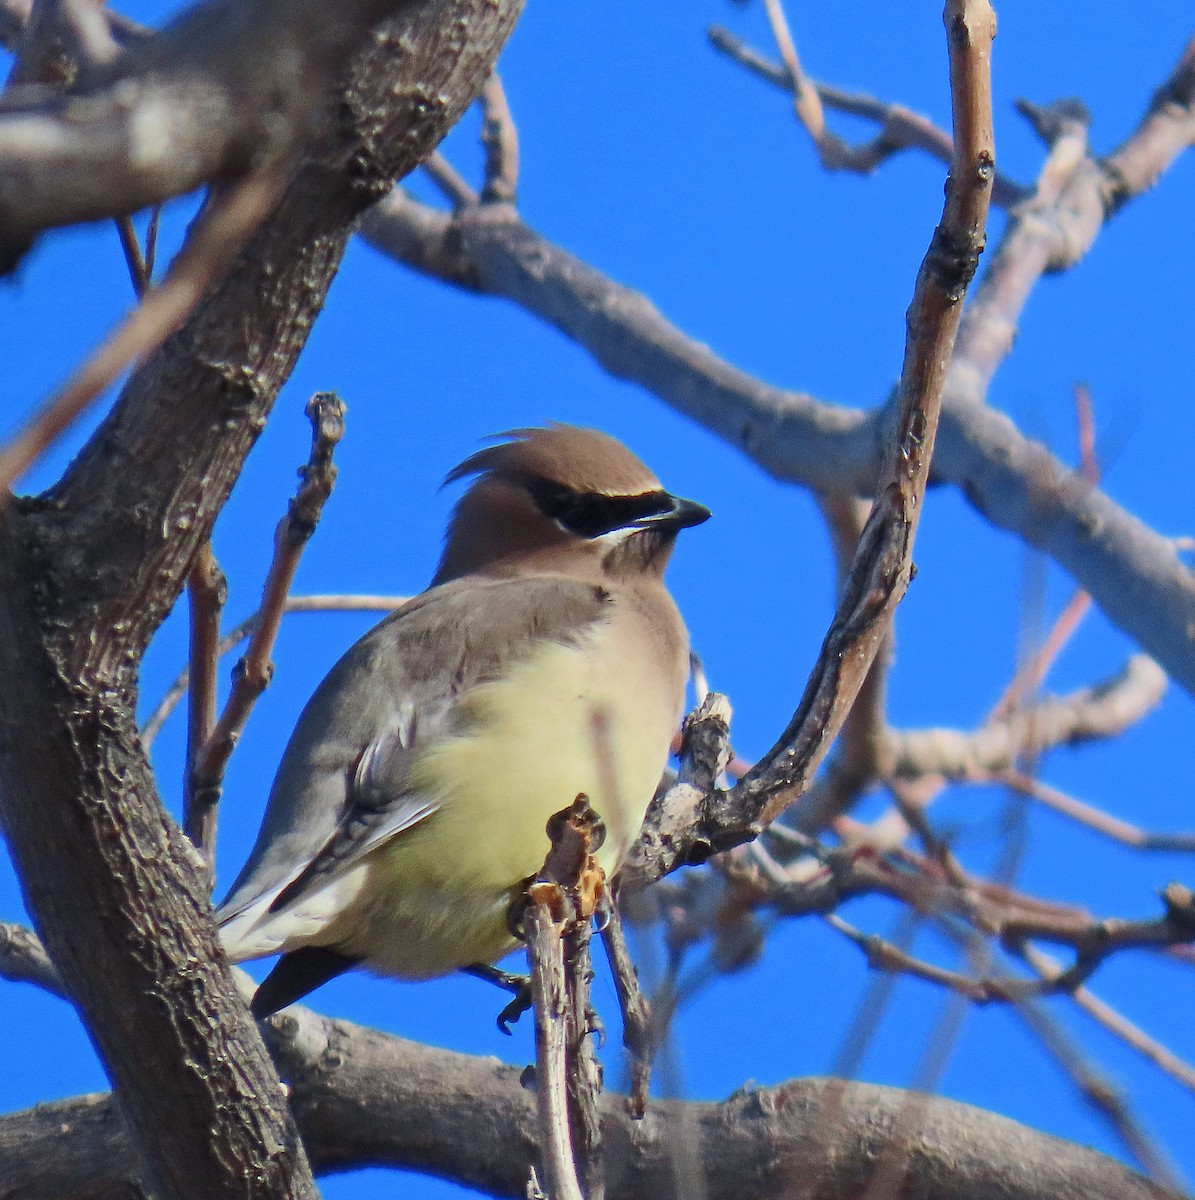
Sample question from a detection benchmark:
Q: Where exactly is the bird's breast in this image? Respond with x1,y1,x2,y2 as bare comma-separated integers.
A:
346,604,687,975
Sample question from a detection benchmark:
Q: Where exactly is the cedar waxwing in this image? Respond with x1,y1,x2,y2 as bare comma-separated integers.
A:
216,424,709,1016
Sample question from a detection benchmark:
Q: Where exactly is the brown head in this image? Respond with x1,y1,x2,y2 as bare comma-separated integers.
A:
432,425,710,585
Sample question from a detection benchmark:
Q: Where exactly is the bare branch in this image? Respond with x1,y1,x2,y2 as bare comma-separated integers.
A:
0,3,524,1197
1,1014,1184,1200
0,920,66,999
140,592,410,748
1019,943,1195,1095
182,540,225,867
1003,772,1195,853
361,35,1195,698
480,70,519,203
423,150,480,208
884,656,1167,782
706,22,1025,207
598,896,653,1118
0,0,426,266
0,163,289,493
188,391,345,844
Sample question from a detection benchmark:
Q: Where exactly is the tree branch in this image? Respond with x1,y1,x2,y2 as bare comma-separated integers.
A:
360,34,1195,698
0,0,428,267
0,1012,1182,1200
0,2,524,1197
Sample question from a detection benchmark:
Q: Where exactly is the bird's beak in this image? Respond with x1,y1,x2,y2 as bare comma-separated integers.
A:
631,494,711,532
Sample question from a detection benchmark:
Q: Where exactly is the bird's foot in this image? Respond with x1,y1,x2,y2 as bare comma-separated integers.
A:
462,963,533,1034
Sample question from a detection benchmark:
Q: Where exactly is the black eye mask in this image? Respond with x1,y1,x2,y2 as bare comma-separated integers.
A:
523,478,676,539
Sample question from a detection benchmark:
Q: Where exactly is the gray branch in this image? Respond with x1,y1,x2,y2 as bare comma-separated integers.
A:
0,0,427,266
0,1007,1180,1200
360,39,1195,696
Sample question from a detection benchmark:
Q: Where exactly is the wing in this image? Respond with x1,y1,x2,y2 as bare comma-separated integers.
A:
216,574,611,947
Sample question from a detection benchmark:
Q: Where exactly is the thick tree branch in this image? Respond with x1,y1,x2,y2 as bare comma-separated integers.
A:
0,2,524,1198
360,35,1195,698
0,1011,1183,1200
0,0,429,266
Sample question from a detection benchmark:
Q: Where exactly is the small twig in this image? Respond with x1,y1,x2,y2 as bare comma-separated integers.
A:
0,163,290,495
1001,771,1195,853
707,22,1024,208
143,204,162,280
522,798,608,1200
139,592,410,748
759,0,828,149
114,214,149,296
1018,942,1195,1095
182,541,226,869
422,151,479,209
0,921,67,1000
188,393,345,818
564,914,604,1200
598,895,653,1117
479,71,519,204
717,0,996,856
525,889,581,1200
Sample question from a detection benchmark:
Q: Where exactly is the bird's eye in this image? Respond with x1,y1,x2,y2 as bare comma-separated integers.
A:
524,479,674,539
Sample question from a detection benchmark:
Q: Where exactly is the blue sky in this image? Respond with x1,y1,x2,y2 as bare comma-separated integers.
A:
2,3,1194,1196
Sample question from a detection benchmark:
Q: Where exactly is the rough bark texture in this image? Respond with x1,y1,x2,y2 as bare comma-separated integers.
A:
0,0,523,1197
0,1015,1179,1200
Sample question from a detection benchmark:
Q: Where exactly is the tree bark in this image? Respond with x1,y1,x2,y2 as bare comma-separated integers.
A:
0,1,523,1197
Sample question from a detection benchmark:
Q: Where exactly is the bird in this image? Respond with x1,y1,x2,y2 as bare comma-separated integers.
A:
216,424,710,1017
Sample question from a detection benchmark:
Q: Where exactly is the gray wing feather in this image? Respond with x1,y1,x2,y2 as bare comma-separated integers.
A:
216,574,610,924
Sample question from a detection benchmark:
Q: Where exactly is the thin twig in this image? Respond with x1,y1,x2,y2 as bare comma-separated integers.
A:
525,892,582,1200
721,0,997,846
422,151,479,208
139,593,410,748
183,541,226,869
0,164,290,495
1001,771,1195,853
143,204,162,280
1018,942,1195,1095
188,393,345,818
759,0,827,148
598,895,653,1117
114,214,149,296
479,71,518,203
522,799,608,1200
707,22,1024,208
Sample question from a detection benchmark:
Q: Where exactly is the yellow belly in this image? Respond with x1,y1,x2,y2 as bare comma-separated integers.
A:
332,622,682,978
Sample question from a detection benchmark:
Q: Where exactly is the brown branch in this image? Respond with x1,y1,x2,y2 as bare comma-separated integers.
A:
884,655,1167,782
598,896,653,1118
114,214,149,295
140,592,411,748
360,34,1195,698
525,887,583,1200
522,799,609,1200
1,1012,1184,1200
0,3,524,1198
423,150,480,208
706,23,1025,208
182,540,225,866
1018,942,1195,1095
188,392,344,841
697,0,996,861
0,163,290,494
